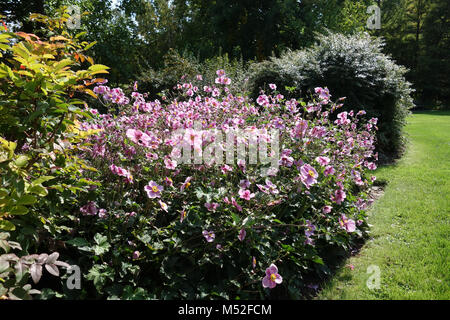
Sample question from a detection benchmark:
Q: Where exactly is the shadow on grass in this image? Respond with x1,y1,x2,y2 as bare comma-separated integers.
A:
296,182,387,300
412,110,450,116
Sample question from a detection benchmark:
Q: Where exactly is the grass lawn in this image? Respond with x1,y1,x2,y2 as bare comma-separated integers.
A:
317,111,450,300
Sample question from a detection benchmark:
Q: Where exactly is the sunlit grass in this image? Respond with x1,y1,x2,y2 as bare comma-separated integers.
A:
318,111,450,300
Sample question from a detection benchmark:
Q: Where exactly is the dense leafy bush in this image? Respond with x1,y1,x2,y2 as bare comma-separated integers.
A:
40,70,380,299
248,32,414,160
138,49,249,100
0,9,109,298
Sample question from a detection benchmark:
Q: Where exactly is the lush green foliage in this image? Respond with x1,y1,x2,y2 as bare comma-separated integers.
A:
248,32,415,160
380,0,450,107
0,9,109,298
3,0,449,106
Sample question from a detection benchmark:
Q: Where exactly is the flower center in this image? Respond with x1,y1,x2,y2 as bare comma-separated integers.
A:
185,182,191,189
308,170,314,177
152,186,159,193
270,273,277,282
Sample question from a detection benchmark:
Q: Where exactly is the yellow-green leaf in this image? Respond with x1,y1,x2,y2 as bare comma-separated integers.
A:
10,206,29,215
16,195,37,206
14,155,29,167
0,220,15,231
28,185,48,197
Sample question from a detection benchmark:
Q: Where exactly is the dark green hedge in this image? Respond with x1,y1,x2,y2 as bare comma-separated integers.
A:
248,32,415,160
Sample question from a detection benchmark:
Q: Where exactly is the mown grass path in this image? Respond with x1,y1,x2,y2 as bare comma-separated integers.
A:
318,111,450,299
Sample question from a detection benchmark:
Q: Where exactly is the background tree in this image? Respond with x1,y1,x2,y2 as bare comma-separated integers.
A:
0,0,45,32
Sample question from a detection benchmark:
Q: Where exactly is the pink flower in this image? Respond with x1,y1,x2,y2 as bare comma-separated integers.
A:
366,162,377,170
323,166,336,176
237,159,246,172
164,157,177,170
144,181,164,198
238,228,246,242
159,200,168,212
98,209,107,219
256,94,269,106
215,76,231,85
126,129,152,147
269,83,277,90
264,179,279,194
204,202,220,212
256,184,270,194
179,210,187,223
231,197,243,212
262,264,283,289
300,164,318,189
180,176,192,191
315,87,330,100
132,251,140,260
304,220,316,237
80,201,98,216
332,188,346,204
315,156,330,166
110,164,133,183
339,214,356,232
322,205,332,214
279,154,294,167
294,120,308,138
239,179,251,189
239,189,255,201
221,165,233,174
146,152,159,161
202,230,215,242
165,177,173,186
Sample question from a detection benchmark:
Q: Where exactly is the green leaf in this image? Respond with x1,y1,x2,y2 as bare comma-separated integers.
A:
14,155,29,167
10,287,32,300
10,205,29,215
88,64,109,72
84,41,97,51
53,59,74,71
93,233,110,256
16,194,37,206
0,220,15,231
65,237,90,247
28,185,48,197
86,264,114,292
0,188,8,198
31,176,55,186
313,257,324,265
231,212,240,224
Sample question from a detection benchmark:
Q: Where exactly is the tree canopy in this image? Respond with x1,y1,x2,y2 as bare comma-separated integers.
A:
1,0,449,105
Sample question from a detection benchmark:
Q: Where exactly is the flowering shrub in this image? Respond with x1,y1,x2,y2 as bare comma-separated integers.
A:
53,70,379,299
